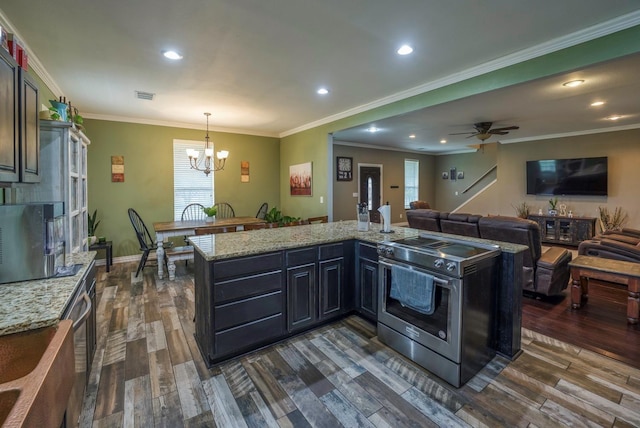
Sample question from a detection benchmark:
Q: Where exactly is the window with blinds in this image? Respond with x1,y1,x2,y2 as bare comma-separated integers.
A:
173,140,214,220
404,159,419,208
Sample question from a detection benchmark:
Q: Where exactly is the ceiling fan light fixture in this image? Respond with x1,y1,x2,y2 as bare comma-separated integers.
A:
562,79,585,87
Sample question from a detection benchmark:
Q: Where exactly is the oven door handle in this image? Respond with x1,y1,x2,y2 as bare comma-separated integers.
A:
378,259,452,288
72,292,92,332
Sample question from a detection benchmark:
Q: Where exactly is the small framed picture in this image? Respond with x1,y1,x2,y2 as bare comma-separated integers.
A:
441,172,449,179
457,171,465,180
450,167,457,181
336,156,353,181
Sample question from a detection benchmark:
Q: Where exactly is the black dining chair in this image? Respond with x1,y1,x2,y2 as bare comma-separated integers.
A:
181,203,207,221
213,202,235,219
255,202,268,219
128,208,170,277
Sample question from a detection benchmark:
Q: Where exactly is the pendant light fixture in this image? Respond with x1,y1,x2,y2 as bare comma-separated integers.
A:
186,112,229,176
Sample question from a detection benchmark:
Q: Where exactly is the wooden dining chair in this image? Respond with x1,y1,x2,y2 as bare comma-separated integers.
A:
195,225,237,235
307,215,329,224
181,203,206,221
243,223,267,231
213,202,235,219
128,208,170,277
255,202,268,219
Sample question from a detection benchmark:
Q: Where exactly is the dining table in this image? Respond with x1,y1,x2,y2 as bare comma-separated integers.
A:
153,216,266,279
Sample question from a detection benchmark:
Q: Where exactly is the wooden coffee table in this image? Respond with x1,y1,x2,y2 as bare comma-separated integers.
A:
569,255,640,324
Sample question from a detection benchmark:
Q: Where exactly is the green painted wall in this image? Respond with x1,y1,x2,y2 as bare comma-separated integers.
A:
280,25,640,217
84,119,280,257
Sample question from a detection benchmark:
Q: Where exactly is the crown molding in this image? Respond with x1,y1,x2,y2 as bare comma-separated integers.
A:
333,140,477,156
280,10,640,138
0,10,64,97
82,113,279,138
500,123,640,144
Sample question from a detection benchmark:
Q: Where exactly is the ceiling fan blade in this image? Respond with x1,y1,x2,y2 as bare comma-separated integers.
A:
490,126,519,132
449,131,476,135
465,134,480,139
489,130,509,135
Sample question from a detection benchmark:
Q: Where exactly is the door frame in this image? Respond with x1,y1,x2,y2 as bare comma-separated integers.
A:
357,162,384,210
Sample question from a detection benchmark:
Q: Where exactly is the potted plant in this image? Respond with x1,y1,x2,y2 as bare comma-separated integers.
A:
202,206,217,222
264,207,283,227
548,197,559,216
511,201,530,219
88,209,100,245
598,206,628,232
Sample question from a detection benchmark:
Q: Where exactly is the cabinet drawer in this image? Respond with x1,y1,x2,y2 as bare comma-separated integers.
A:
215,290,283,331
214,252,282,281
359,242,378,261
319,243,343,260
214,313,283,357
286,247,316,266
214,271,283,304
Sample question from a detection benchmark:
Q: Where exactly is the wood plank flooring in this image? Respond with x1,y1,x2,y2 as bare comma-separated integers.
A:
81,262,640,427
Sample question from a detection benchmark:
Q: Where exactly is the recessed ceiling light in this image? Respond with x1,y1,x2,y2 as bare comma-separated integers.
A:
409,134,416,139
163,50,183,60
606,115,623,121
440,139,447,144
562,79,585,87
397,44,414,55
590,101,605,107
317,88,329,95
367,126,379,133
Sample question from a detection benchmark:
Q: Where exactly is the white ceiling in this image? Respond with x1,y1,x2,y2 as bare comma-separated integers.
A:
1,1,640,152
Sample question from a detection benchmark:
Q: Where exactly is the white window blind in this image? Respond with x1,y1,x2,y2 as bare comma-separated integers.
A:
173,140,214,221
404,159,419,208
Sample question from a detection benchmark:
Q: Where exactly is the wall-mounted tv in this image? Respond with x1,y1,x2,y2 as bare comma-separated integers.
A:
526,156,608,196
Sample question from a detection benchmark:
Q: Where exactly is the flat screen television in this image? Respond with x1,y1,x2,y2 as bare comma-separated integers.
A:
526,156,608,196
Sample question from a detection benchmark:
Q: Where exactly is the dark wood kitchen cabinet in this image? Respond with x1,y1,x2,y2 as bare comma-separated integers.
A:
194,251,285,365
356,242,379,322
0,48,39,183
286,247,317,332
287,243,348,332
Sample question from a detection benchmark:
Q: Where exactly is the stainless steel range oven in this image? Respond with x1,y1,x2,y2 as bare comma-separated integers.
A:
377,234,500,387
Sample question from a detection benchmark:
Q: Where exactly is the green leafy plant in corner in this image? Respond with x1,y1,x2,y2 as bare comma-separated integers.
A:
88,209,100,236
511,201,531,219
548,197,558,210
202,206,217,217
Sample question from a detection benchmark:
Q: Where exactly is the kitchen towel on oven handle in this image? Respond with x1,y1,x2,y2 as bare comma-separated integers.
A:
390,264,436,315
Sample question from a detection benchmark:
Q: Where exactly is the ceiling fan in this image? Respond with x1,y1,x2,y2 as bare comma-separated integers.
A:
450,121,519,141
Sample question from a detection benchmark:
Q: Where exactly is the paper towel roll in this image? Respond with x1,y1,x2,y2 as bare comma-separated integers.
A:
378,205,391,232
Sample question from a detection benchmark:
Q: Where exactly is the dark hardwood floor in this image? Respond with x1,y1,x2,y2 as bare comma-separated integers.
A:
522,279,640,369
81,261,640,427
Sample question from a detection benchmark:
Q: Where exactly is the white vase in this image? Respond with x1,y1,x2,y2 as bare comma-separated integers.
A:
89,236,97,245
206,216,215,223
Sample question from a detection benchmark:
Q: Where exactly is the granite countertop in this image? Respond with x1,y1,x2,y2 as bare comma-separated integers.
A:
189,220,528,261
0,252,96,336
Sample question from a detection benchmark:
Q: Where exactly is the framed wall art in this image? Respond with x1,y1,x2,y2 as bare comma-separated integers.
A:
336,156,353,181
290,162,312,196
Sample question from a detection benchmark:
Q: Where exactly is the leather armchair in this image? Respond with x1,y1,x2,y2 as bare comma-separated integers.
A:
578,238,640,263
406,209,441,232
478,216,572,296
409,200,431,209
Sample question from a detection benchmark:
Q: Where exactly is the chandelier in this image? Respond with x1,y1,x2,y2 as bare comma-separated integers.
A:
186,112,229,176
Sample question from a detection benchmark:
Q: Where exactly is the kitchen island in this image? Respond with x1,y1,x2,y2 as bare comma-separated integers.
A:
189,221,526,366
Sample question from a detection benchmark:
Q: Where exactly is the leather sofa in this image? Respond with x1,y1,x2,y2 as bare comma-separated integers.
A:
406,209,572,296
578,228,640,262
